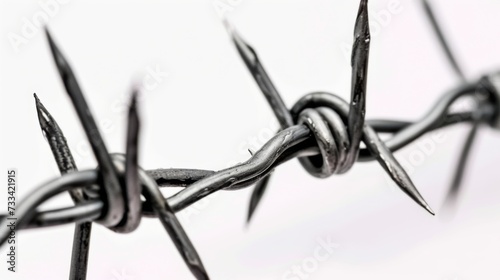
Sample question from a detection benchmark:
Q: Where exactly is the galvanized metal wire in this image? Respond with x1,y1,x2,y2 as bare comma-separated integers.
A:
1,0,500,279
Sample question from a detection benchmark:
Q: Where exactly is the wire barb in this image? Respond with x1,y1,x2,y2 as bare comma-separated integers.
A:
223,17,295,223
122,95,209,279
347,0,370,169
45,28,125,228
35,93,93,280
227,0,434,217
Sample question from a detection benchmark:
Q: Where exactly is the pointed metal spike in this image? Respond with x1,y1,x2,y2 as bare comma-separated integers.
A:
345,0,370,171
363,126,434,215
223,19,294,128
119,94,209,279
223,18,258,70
44,27,124,228
127,92,139,144
120,90,142,233
224,19,296,224
34,93,51,139
33,94,93,280
247,174,271,224
140,172,210,280
45,28,73,80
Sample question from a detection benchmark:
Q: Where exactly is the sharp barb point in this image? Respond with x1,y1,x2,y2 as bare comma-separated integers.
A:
224,20,258,70
395,173,435,216
399,176,434,216
45,28,58,61
362,125,435,216
34,94,51,133
425,204,435,216
398,177,435,216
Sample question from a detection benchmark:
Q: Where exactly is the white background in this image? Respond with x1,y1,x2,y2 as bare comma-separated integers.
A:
1,0,500,279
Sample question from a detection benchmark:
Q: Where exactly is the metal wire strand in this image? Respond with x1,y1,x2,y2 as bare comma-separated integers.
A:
0,75,499,229
1,77,496,231
1,76,497,229
0,170,99,245
45,28,125,228
34,94,93,280
115,91,142,234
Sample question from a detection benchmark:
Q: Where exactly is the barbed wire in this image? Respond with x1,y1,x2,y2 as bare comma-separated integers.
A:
1,0,499,279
